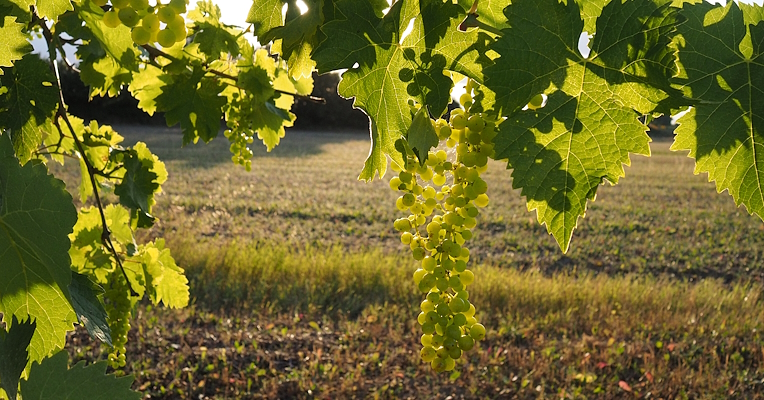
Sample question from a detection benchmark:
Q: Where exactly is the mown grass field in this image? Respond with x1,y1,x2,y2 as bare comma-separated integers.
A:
57,127,764,399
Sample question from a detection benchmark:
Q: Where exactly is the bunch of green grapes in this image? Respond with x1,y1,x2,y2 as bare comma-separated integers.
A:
392,80,495,372
224,129,254,172
103,270,132,369
98,0,188,48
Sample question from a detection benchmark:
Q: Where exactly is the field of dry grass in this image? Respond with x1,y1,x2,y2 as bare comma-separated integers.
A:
55,126,764,399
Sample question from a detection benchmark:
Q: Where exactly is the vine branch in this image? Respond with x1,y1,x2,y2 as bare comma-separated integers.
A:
37,10,138,297
141,44,326,104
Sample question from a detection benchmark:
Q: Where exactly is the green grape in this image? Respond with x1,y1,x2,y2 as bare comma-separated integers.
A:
469,324,486,341
458,335,474,351
112,0,130,8
448,347,462,359
401,193,416,208
156,28,177,47
157,5,177,23
431,357,447,372
394,218,411,232
528,93,544,109
413,268,427,284
103,271,132,369
389,177,403,190
446,325,461,340
168,0,188,13
103,10,122,28
450,114,467,129
460,270,474,286
131,26,151,45
426,291,440,303
167,14,187,39
444,356,456,371
142,13,160,32
422,256,436,271
464,304,476,317
466,115,485,132
422,322,436,335
421,346,437,362
432,174,446,186
118,7,140,27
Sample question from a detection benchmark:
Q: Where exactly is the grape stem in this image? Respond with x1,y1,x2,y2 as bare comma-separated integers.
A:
140,44,326,104
37,9,139,297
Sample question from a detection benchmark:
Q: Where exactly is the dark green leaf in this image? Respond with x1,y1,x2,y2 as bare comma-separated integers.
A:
407,107,438,164
0,54,59,163
0,316,35,400
0,15,32,73
20,351,140,400
486,0,678,251
155,69,226,144
113,142,167,228
68,272,111,347
671,2,764,221
0,133,77,365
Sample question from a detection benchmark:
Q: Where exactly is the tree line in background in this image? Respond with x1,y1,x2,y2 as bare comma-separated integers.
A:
59,62,369,129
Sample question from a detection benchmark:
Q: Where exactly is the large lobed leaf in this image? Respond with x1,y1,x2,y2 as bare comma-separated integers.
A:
0,316,35,400
0,15,31,74
8,0,71,20
671,2,764,220
0,54,59,164
0,134,78,365
487,0,678,252
313,0,490,180
20,351,140,400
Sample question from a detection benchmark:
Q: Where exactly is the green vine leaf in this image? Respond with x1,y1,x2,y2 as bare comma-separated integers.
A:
67,0,138,97
9,0,71,20
137,239,189,309
0,15,31,74
113,142,167,228
671,2,764,220
313,0,491,180
456,0,510,31
407,107,438,164
263,0,324,79
488,0,679,252
0,316,35,400
188,1,241,61
68,272,112,347
0,54,59,164
155,68,226,144
0,133,78,365
246,0,285,38
19,351,140,400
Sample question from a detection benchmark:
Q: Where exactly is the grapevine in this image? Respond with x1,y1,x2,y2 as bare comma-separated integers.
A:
392,80,492,371
2,0,764,396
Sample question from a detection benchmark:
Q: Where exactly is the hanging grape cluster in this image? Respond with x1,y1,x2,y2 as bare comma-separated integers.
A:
103,270,132,369
98,0,189,47
392,80,494,372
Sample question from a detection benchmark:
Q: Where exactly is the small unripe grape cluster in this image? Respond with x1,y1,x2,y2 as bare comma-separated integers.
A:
393,80,495,372
224,128,255,171
99,0,188,48
103,270,132,369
